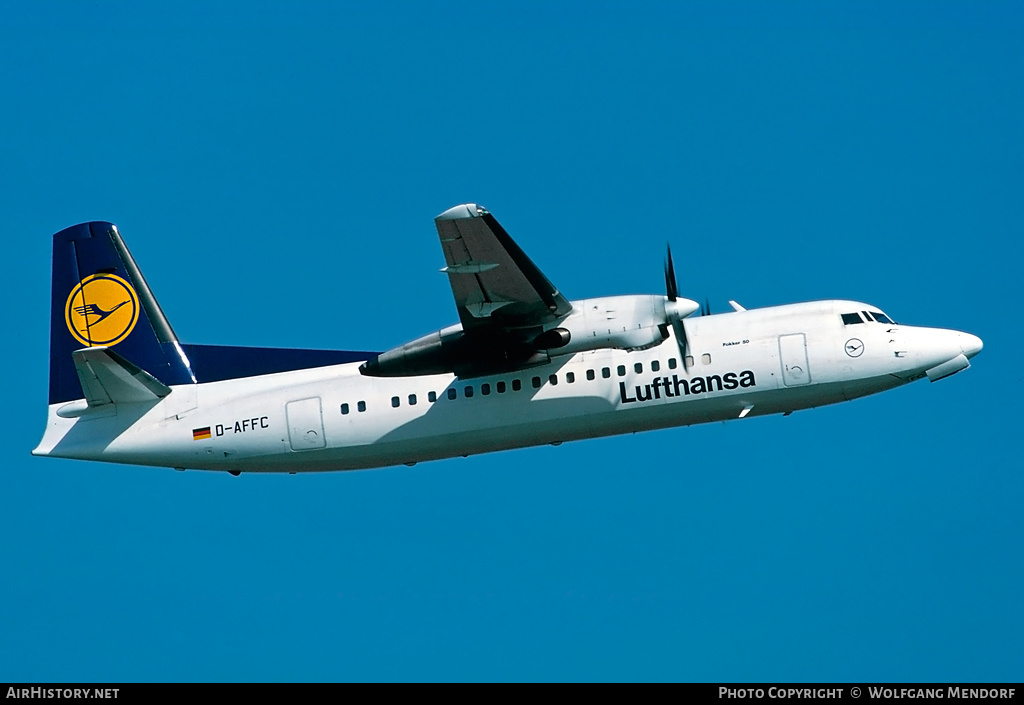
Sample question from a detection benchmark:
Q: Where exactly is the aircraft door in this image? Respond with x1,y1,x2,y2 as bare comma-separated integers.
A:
286,397,327,451
779,334,811,386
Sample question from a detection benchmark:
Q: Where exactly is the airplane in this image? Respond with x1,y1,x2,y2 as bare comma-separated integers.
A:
34,203,983,475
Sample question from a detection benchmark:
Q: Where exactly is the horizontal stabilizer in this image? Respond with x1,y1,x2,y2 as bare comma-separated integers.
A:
72,347,172,407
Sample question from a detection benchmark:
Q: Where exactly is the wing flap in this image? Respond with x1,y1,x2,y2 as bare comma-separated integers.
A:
72,347,172,407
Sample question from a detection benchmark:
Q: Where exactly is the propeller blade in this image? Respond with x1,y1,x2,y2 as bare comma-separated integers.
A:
674,317,691,371
663,244,694,370
664,245,678,302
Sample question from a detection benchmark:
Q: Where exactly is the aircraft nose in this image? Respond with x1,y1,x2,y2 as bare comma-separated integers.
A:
958,332,983,359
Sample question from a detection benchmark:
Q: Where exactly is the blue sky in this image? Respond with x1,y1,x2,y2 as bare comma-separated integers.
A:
2,1,1022,682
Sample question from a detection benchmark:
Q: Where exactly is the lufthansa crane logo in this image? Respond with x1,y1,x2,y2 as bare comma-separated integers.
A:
65,273,140,347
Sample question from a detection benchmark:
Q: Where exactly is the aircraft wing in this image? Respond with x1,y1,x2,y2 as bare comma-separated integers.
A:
435,204,573,333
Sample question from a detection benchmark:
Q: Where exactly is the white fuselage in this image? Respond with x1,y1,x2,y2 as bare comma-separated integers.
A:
33,299,980,473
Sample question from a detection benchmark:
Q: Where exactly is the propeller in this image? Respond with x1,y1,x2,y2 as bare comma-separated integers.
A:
663,245,700,371
664,244,678,302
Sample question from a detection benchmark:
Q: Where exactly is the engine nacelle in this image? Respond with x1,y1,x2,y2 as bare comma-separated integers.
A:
360,323,551,378
533,327,572,350
360,294,699,378
549,295,698,356
360,324,469,377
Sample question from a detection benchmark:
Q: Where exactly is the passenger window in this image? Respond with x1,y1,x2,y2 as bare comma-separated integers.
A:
566,371,575,383
481,383,491,396
447,388,457,400
617,365,626,377
549,374,558,386
634,362,643,374
602,367,611,379
357,401,366,413
702,353,712,365
532,376,542,389
391,396,400,408
497,381,506,393
341,403,349,415
586,369,595,381
512,379,522,391
464,386,474,398
651,360,660,372
668,358,677,370
841,312,863,325
408,394,417,406
685,356,694,368
428,391,437,403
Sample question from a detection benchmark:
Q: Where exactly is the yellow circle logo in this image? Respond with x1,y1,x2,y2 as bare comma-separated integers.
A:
65,273,140,347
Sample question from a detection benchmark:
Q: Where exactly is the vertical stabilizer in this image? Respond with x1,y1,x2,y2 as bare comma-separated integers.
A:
49,222,195,405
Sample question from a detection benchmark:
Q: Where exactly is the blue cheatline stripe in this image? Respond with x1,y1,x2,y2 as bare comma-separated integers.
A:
178,344,379,384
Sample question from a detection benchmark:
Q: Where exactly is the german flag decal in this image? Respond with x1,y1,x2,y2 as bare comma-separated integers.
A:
192,426,212,441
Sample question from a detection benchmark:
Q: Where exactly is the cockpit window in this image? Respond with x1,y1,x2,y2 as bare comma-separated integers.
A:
843,310,896,325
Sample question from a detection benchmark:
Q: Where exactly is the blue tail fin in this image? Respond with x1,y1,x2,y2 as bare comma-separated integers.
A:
49,222,196,405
